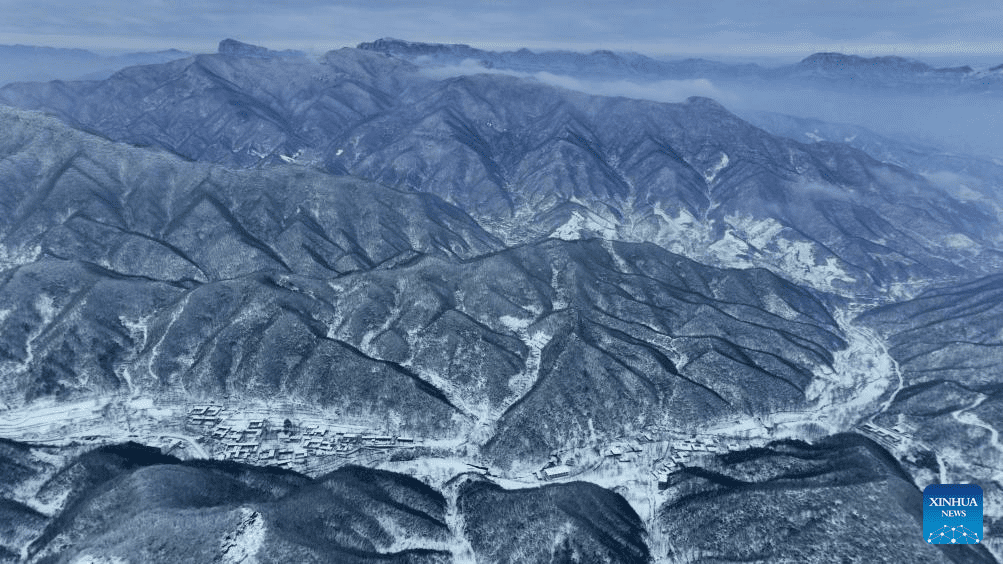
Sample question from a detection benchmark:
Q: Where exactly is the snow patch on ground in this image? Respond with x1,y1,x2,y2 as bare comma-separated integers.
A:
706,230,756,268
501,325,553,416
146,293,192,382
944,233,976,250
551,210,618,241
762,293,801,321
220,507,265,564
128,397,154,410
885,280,928,301
723,214,784,249
36,295,57,323
601,239,632,273
119,315,150,347
649,206,712,257
360,304,402,354
714,214,857,292
0,244,41,270
639,207,860,294
117,315,153,394
552,212,586,241
0,294,58,380
444,486,477,564
703,153,729,183
499,315,532,332
278,149,304,164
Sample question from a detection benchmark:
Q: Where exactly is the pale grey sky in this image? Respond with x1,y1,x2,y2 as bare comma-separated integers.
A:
1,0,1001,60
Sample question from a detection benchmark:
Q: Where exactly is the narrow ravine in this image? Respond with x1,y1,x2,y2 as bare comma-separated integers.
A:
803,306,903,432
443,484,476,564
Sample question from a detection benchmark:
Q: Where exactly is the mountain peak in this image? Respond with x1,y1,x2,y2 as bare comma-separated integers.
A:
357,38,475,57
684,95,727,110
933,65,974,74
796,52,931,73
217,38,304,59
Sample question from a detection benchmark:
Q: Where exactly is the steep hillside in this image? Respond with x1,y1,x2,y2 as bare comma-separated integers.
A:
857,274,1003,550
655,434,996,563
456,475,650,563
26,455,453,563
0,107,855,455
3,43,999,295
2,440,652,564
318,237,846,461
0,106,500,281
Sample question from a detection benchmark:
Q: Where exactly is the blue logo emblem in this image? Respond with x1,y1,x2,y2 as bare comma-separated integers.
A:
924,484,983,544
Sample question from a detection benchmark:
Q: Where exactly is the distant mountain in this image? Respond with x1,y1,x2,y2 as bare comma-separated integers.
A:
320,75,1000,294
3,44,1000,295
0,43,417,168
218,38,305,59
0,44,190,85
792,52,935,75
744,110,1003,207
357,37,763,80
358,39,1003,91
779,52,991,91
656,434,996,563
0,107,499,279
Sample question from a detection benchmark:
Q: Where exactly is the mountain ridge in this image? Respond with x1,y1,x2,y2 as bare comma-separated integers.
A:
4,47,999,297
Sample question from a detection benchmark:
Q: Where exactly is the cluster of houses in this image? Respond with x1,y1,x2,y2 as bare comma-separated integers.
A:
602,442,643,463
535,464,573,480
187,405,224,425
184,405,419,468
653,436,737,489
531,435,742,484
673,436,735,455
856,422,912,451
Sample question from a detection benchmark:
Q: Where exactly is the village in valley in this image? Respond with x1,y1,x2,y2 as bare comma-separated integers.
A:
182,404,422,472
0,391,927,503
173,397,772,492
532,433,742,489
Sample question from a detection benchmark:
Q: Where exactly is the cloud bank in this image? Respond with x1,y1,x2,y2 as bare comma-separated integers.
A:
419,59,736,105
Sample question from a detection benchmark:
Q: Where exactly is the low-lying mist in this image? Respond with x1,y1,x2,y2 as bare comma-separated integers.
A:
728,85,1003,160
419,57,1003,161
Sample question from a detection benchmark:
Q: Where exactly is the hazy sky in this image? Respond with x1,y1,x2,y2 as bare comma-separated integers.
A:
1,0,1001,60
